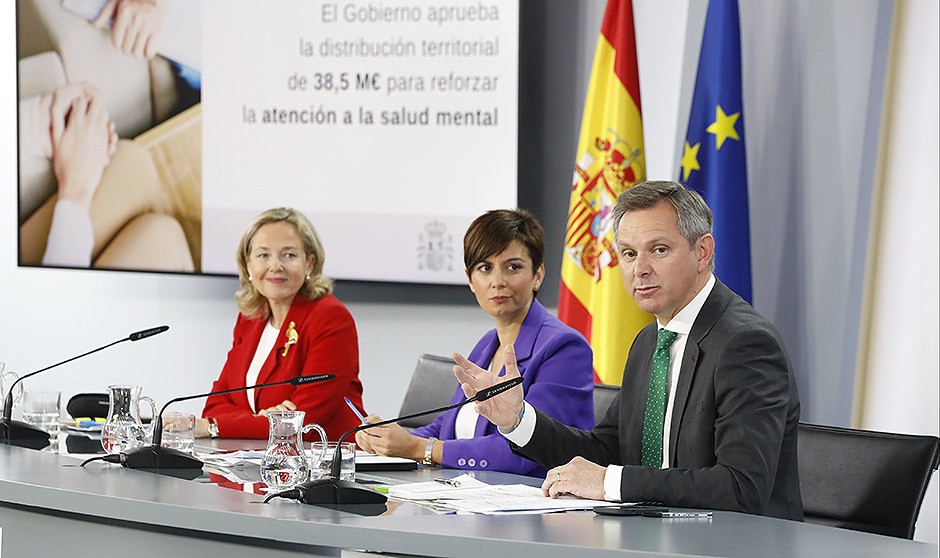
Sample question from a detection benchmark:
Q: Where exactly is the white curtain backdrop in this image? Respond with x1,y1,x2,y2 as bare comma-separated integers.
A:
856,0,940,544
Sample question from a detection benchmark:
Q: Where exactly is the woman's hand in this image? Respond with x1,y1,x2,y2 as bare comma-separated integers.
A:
257,399,297,416
194,417,212,438
48,82,113,150
355,415,425,461
36,82,116,161
94,0,169,59
52,95,113,211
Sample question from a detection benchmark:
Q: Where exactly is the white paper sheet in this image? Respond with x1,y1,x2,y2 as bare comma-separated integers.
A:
387,473,615,515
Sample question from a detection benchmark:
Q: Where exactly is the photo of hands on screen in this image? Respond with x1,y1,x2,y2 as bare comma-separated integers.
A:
16,0,520,284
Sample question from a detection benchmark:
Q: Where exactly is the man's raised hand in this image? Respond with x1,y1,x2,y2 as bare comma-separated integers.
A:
452,345,524,431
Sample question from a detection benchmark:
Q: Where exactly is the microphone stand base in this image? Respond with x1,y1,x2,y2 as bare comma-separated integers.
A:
121,445,204,470
298,478,388,505
0,419,52,450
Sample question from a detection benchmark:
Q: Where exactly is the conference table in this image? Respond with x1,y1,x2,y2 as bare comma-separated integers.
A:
1,441,936,558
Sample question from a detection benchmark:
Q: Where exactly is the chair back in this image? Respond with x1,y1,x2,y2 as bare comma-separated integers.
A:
66,393,110,420
593,384,619,427
798,422,939,539
397,354,459,429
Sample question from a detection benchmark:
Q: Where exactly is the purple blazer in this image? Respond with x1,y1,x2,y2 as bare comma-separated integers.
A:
413,299,594,476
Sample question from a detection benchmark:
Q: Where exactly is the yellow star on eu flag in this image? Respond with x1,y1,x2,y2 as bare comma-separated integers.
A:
681,141,701,181
706,105,741,150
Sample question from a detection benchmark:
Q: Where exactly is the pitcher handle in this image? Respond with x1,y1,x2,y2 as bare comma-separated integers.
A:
1,370,20,384
136,395,158,423
135,395,158,445
303,422,329,466
1,371,23,404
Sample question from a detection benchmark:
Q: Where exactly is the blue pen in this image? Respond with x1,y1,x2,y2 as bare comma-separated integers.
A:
344,397,367,423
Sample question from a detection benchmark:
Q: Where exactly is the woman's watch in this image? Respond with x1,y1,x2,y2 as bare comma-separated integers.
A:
422,437,437,465
207,417,220,438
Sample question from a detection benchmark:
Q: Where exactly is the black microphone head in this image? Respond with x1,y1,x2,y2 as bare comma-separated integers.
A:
290,373,335,386
129,325,170,341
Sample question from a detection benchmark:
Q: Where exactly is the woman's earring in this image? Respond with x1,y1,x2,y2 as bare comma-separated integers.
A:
248,274,253,281
306,273,311,280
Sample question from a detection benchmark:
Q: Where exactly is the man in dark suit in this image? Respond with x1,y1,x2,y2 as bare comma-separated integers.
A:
453,180,802,520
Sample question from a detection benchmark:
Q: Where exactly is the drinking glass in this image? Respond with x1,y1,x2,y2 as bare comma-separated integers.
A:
160,411,196,454
22,390,61,440
309,441,356,482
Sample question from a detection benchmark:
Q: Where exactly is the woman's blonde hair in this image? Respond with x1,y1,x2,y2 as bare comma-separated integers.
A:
234,208,333,319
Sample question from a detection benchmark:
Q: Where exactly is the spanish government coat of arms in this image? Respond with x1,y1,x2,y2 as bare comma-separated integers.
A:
417,220,454,272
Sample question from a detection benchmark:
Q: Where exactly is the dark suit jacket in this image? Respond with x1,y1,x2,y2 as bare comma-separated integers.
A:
202,294,364,441
412,299,594,476
515,280,803,520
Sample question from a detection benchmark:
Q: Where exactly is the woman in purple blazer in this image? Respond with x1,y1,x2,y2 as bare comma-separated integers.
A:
357,209,594,476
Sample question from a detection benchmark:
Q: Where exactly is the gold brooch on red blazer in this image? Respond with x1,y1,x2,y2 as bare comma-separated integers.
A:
282,321,298,356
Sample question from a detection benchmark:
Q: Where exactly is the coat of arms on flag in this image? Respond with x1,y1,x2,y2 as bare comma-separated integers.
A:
566,129,643,282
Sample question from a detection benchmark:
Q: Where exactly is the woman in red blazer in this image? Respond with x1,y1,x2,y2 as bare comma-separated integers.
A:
197,208,363,441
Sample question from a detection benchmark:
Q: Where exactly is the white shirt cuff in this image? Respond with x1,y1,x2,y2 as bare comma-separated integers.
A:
499,401,536,446
42,200,94,267
604,465,623,502
19,97,45,159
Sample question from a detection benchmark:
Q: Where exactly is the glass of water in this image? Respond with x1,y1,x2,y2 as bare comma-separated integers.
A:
160,411,196,454
309,441,356,482
22,390,61,441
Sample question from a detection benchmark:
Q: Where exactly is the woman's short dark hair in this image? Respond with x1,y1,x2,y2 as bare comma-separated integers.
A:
463,209,545,273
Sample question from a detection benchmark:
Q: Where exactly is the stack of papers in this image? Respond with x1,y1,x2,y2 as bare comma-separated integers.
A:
199,450,264,468
61,420,104,434
387,474,609,515
199,450,415,471
356,453,416,471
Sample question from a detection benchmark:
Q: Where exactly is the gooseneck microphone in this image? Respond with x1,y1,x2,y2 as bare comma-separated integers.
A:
264,375,524,506
104,373,336,471
0,326,169,449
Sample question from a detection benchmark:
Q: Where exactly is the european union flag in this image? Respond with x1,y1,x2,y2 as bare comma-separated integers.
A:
679,0,752,302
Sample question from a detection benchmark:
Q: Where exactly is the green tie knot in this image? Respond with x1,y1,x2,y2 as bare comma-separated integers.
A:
656,329,678,351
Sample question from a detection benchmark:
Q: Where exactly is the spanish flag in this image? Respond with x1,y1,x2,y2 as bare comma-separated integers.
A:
558,0,652,385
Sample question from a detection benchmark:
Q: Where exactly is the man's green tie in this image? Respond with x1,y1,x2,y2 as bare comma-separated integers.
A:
641,328,679,468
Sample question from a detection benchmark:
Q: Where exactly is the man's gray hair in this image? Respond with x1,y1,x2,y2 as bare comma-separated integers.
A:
612,180,715,270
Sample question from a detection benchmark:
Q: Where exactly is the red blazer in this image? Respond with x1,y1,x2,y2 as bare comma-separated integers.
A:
202,294,364,441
